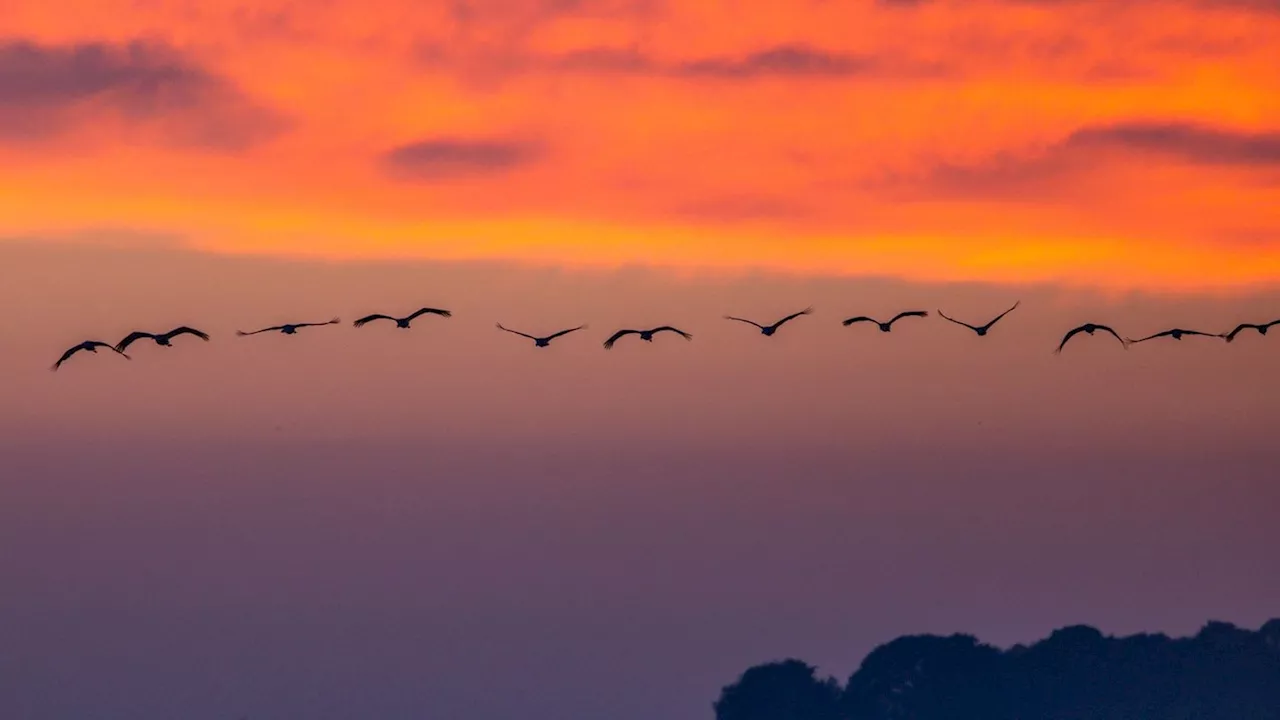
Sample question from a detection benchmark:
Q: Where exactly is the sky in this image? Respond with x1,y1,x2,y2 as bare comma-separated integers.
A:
2,1,1279,719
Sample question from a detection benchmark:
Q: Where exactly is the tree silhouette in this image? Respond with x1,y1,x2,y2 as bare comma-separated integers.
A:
715,619,1280,720
714,659,842,720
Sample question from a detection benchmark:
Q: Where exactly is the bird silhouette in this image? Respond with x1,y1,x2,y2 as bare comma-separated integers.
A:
842,310,929,332
495,323,586,347
1055,323,1128,354
114,326,210,353
1127,328,1222,344
236,318,340,336
1223,320,1280,343
724,307,813,336
602,326,693,349
51,341,130,371
353,307,452,329
937,301,1021,337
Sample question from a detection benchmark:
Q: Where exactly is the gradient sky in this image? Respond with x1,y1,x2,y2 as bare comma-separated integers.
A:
2,1,1280,719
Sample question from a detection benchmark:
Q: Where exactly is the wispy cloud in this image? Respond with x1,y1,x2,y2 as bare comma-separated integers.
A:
0,38,286,151
900,120,1280,200
1067,121,1280,166
380,137,542,181
419,42,944,81
670,45,881,79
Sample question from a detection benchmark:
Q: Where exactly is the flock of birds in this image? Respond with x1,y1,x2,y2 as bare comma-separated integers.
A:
51,302,1279,370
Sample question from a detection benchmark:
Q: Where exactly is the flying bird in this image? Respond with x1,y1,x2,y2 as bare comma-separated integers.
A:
114,326,210,353
1055,323,1128,354
937,301,1021,337
51,341,130,371
1127,328,1223,344
1222,319,1280,343
841,310,929,332
236,318,340,336
353,307,452,329
602,326,693,349
495,323,587,348
724,307,813,336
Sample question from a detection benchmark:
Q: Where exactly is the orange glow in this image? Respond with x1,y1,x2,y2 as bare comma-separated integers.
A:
2,0,1279,290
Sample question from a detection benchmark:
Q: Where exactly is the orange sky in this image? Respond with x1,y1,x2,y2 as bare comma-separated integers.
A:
2,0,1280,288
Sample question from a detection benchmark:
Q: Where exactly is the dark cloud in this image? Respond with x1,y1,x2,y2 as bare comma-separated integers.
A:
671,44,876,79
0,38,285,150
1067,121,1280,166
380,137,542,180
420,42,941,81
900,120,1280,199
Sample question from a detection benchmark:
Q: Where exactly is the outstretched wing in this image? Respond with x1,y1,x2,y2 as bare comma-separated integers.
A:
297,318,341,328
1054,325,1087,354
165,326,210,342
236,325,282,336
1266,319,1280,330
652,326,692,340
114,331,156,352
405,307,452,322
1223,323,1263,342
51,344,83,371
841,316,876,327
772,306,814,328
937,310,980,332
603,329,637,349
1182,330,1222,338
495,323,537,340
546,325,587,341
981,301,1021,330
1097,325,1129,348
888,310,929,324
724,315,765,329
353,314,395,328
1128,330,1170,344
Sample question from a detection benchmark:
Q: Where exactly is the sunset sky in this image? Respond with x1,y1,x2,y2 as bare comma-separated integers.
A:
2,2,1279,719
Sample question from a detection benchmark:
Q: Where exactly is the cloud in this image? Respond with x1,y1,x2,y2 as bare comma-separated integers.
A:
1067,121,1280,166
671,44,878,79
420,42,943,82
0,38,285,150
901,120,1280,199
380,137,542,181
